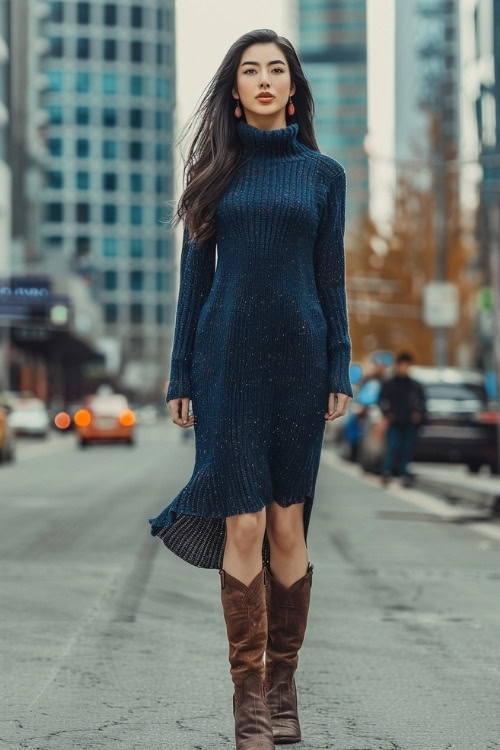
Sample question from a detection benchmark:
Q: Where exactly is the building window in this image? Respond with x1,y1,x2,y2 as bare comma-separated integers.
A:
156,77,169,99
131,6,143,27
47,71,63,91
103,107,117,127
157,8,164,29
155,143,166,162
129,109,142,128
77,2,90,24
76,138,90,157
76,106,90,125
130,41,143,63
155,110,165,130
156,271,165,291
156,304,164,324
130,238,143,257
130,173,142,193
47,105,63,124
45,235,63,248
48,171,63,188
104,4,117,26
103,237,117,257
76,236,90,256
156,239,165,258
130,270,143,291
76,171,90,190
105,303,118,323
130,205,142,225
129,141,142,161
156,43,163,65
48,1,64,22
102,140,117,159
130,303,143,323
76,202,90,223
103,204,117,224
130,75,143,96
104,270,118,291
155,175,166,195
156,205,165,224
103,38,117,60
102,73,117,95
50,37,64,57
48,137,63,157
103,172,117,191
77,38,90,59
45,203,63,222
76,72,91,93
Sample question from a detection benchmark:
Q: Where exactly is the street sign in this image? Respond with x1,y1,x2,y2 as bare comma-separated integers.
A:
423,281,458,327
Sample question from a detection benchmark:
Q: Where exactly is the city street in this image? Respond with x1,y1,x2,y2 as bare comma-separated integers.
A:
1,422,500,749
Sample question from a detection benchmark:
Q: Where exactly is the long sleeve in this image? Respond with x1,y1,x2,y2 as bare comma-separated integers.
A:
312,167,353,398
166,224,216,402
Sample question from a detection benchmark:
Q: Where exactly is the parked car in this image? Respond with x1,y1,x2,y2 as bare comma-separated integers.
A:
8,397,50,439
0,402,16,463
356,367,499,475
75,393,136,447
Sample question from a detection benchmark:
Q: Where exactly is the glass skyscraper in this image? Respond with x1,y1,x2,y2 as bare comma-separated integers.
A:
40,0,176,386
298,0,369,227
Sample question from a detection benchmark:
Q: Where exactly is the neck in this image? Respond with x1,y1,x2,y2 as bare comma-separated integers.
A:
236,119,305,160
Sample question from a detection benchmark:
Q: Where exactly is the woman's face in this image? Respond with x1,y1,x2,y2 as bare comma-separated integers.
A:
233,42,295,125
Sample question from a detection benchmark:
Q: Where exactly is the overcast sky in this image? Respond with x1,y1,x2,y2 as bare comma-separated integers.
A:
175,0,395,221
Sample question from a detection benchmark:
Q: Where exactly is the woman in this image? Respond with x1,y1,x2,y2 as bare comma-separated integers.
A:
148,28,353,749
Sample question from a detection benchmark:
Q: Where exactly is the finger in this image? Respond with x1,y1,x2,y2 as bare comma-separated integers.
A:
181,398,190,425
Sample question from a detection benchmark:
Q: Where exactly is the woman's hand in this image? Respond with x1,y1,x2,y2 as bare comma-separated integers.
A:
167,397,195,428
325,392,351,421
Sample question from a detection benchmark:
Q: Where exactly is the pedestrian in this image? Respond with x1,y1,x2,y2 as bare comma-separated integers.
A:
377,352,426,487
148,30,353,749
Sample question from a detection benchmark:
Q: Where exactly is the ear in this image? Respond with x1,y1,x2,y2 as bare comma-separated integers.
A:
290,82,296,97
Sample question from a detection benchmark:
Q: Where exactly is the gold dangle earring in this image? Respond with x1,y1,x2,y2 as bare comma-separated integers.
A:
234,96,242,118
287,95,295,116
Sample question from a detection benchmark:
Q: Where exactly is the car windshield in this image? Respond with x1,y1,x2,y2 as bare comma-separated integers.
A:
88,395,128,415
423,383,487,403
13,400,46,412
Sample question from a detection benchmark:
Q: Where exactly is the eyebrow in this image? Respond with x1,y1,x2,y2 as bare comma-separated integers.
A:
241,60,286,67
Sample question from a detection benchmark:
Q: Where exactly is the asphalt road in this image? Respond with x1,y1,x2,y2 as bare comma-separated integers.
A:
1,421,500,750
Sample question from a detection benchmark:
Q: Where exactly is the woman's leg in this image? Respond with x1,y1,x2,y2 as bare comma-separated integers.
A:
265,500,309,587
222,507,267,584
264,501,314,743
219,508,274,749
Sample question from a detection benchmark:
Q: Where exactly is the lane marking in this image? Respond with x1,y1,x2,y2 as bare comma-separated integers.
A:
322,449,500,543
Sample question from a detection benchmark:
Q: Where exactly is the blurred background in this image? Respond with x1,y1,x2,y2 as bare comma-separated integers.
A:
0,0,498,460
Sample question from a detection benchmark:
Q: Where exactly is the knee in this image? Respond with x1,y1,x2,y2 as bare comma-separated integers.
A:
267,515,303,553
226,510,265,551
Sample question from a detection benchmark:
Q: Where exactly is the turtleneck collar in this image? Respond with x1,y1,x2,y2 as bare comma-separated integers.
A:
237,119,305,160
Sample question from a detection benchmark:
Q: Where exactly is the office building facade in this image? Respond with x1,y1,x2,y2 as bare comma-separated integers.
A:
298,0,369,227
40,0,176,388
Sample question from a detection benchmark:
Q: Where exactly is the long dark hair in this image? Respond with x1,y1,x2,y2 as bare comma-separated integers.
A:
170,28,320,246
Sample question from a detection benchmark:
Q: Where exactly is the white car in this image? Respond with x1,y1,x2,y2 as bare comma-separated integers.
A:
9,398,50,438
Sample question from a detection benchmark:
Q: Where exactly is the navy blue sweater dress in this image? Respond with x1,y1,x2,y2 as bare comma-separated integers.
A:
148,119,353,570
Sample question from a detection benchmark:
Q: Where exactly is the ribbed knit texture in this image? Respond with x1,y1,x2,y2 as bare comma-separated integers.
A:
148,119,353,569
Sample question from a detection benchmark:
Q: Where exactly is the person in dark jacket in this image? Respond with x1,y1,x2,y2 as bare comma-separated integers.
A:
377,352,426,487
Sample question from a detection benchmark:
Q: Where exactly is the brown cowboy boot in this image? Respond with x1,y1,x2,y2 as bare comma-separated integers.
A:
265,562,314,744
219,565,275,750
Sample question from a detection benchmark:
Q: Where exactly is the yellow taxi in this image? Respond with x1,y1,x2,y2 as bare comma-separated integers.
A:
74,393,136,448
0,402,16,463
